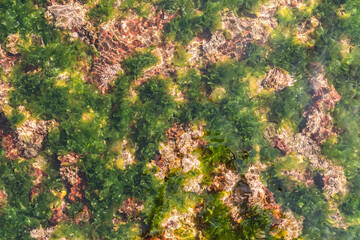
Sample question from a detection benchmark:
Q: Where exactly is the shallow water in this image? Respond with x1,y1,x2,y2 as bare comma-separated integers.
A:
0,0,359,239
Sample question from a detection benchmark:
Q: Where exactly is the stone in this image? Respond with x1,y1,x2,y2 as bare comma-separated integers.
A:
161,207,199,239
302,65,341,144
262,68,296,92
113,197,144,226
90,9,175,93
202,32,226,55
0,190,7,208
0,81,10,111
15,119,57,159
30,227,55,240
183,174,204,195
209,164,239,192
0,44,19,74
5,34,23,55
152,123,205,179
277,210,304,240
45,2,89,31
296,16,320,45
282,168,314,187
58,153,85,202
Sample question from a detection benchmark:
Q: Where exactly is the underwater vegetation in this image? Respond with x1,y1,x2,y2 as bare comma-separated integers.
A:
0,0,360,239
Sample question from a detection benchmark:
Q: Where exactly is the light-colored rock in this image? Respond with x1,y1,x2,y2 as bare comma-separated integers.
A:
45,2,89,31
161,207,199,239
183,174,204,194
210,164,240,192
278,210,304,240
152,123,205,179
16,119,57,159
261,68,296,92
30,226,55,240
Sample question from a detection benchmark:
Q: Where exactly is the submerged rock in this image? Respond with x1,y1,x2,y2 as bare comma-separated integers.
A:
245,162,279,210
29,163,47,199
49,200,68,225
322,165,348,199
183,174,204,195
59,152,86,203
0,81,10,111
271,131,292,155
45,2,90,31
262,64,348,230
151,123,205,179
328,205,348,229
111,139,136,169
282,168,314,187
90,8,175,93
261,68,296,92
0,190,7,208
0,0,356,238
161,207,200,239
30,226,55,240
0,44,20,74
217,162,304,239
209,164,239,192
53,153,90,225
16,119,57,159
296,16,320,45
5,34,23,55
0,117,58,160
202,32,227,56
277,210,304,240
302,65,341,144
119,197,144,220
113,197,144,228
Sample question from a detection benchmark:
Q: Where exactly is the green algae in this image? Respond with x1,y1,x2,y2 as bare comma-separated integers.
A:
0,150,60,239
161,0,262,43
1,0,360,239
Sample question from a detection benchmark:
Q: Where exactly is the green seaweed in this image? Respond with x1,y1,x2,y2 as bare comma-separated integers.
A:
162,0,261,44
88,0,117,24
2,0,360,239
201,194,273,240
0,149,60,239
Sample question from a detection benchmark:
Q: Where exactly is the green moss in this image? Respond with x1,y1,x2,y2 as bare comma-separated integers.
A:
82,154,158,238
275,3,313,28
200,145,237,185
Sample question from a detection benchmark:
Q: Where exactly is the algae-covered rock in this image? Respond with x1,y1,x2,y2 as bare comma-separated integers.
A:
1,0,359,239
